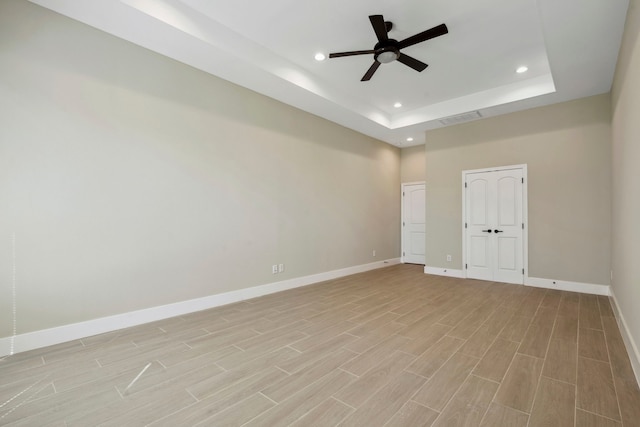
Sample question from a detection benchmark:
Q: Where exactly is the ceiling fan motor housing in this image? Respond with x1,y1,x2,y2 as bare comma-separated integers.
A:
374,40,400,63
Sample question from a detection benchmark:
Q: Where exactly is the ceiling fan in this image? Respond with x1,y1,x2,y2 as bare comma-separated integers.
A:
329,15,448,81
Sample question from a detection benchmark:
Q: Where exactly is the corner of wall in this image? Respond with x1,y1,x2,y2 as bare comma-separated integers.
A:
610,290,640,385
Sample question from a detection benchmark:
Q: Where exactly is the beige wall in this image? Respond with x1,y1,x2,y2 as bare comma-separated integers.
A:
424,95,611,285
611,0,640,373
400,145,425,183
0,1,400,337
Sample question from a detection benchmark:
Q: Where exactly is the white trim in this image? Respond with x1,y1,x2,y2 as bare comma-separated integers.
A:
0,258,400,357
525,276,610,296
522,167,529,280
461,174,466,276
427,267,638,383
462,164,528,175
401,181,426,265
609,291,640,385
422,269,610,296
424,266,465,278
462,164,528,284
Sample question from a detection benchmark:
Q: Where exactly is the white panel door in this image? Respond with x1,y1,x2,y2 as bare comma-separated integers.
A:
465,168,524,284
402,183,426,265
466,176,493,281
493,170,524,283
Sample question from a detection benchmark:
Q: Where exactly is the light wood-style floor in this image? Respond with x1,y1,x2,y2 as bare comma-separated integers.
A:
1,264,639,426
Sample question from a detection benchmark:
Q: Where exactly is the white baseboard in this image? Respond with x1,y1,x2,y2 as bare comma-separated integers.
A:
609,290,640,385
424,266,465,278
525,276,610,296
0,258,400,357
421,268,610,296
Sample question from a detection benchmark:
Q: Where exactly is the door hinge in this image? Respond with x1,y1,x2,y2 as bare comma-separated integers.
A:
522,223,524,229
403,252,405,256
465,182,467,188
403,222,405,226
522,177,524,184
403,192,405,196
465,223,467,229
522,268,525,274
465,264,468,269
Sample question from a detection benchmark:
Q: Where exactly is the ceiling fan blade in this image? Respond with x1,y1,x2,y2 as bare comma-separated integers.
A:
369,15,388,42
329,50,375,58
397,23,448,49
397,53,428,72
361,61,381,81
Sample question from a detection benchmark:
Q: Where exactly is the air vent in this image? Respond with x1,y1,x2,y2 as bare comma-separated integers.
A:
439,110,482,125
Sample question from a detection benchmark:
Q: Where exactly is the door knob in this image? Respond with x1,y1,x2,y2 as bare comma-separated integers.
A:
482,229,492,233
494,229,504,233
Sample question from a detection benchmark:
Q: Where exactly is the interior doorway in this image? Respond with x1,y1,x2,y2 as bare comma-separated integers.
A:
402,182,426,265
463,165,527,284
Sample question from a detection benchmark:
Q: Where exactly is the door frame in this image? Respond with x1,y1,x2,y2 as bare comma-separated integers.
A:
401,181,426,264
461,164,528,283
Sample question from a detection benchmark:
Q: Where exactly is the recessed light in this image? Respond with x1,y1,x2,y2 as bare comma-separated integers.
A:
406,137,414,142
394,102,402,108
314,53,326,61
516,66,528,74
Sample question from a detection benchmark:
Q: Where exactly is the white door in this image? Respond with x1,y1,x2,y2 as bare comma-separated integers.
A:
465,168,524,284
402,183,426,265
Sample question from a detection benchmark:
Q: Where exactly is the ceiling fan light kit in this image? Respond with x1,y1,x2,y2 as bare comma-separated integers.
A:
329,14,448,81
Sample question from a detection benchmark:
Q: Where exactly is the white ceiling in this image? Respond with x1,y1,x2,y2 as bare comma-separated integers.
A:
30,0,628,147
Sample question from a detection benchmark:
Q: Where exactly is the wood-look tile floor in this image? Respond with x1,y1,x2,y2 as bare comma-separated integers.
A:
2,264,640,426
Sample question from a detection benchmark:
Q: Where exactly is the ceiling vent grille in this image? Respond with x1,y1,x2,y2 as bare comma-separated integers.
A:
439,110,482,126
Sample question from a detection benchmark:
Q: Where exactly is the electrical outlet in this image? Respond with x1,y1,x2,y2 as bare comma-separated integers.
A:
278,264,284,273
446,254,452,262
373,250,376,257
272,265,278,274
